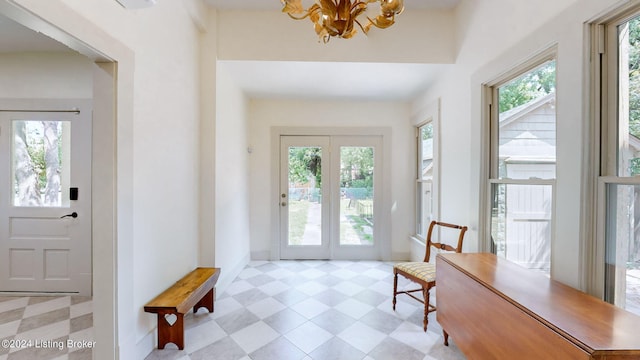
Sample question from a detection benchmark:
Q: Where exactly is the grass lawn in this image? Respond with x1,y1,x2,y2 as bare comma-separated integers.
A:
288,200,309,245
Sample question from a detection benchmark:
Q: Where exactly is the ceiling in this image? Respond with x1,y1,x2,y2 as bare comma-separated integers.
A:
221,60,450,101
0,0,460,101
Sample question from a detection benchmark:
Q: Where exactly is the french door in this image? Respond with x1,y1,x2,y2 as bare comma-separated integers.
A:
0,101,92,294
279,135,382,260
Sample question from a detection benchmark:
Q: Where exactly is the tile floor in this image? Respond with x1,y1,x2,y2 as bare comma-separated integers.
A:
0,295,93,360
146,260,466,360
0,261,467,360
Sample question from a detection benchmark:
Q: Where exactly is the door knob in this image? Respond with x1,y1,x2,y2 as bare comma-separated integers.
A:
60,212,78,219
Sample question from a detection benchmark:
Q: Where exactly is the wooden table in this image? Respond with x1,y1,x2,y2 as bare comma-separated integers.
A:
436,253,640,359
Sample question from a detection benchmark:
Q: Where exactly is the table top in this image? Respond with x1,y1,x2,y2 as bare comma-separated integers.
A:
438,253,640,353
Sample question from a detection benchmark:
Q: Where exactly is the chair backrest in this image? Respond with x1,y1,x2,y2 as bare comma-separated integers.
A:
423,220,468,262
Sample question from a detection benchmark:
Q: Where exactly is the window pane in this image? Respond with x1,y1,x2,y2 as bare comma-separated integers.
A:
340,146,374,246
497,61,556,180
417,123,434,238
491,183,552,274
420,124,433,181
605,184,640,315
618,17,640,176
417,181,432,238
12,120,70,207
287,146,322,245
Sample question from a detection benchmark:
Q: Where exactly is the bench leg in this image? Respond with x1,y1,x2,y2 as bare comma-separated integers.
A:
194,287,215,313
157,312,185,350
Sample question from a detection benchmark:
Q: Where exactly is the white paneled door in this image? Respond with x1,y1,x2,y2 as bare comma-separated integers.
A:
0,100,92,295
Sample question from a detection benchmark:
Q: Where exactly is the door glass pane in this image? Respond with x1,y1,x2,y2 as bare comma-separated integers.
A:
340,146,374,245
497,60,556,180
605,184,640,315
288,146,322,245
12,120,70,207
491,183,552,274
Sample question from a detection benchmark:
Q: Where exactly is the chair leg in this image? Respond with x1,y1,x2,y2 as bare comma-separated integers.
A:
392,271,398,311
423,287,429,332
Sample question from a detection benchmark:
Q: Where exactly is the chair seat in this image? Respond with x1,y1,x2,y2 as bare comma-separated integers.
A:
392,221,468,332
394,262,436,282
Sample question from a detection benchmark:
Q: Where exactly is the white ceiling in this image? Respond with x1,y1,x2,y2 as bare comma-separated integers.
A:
0,0,460,101
221,60,450,101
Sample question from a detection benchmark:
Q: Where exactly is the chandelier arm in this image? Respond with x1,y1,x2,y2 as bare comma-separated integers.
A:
350,1,366,11
287,11,312,20
366,13,395,29
354,18,368,34
353,19,369,35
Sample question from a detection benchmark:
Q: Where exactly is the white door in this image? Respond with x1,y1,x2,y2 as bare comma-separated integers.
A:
279,135,382,260
0,100,92,295
280,136,331,259
331,136,382,260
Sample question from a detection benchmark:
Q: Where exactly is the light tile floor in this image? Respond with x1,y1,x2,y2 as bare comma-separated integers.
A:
146,260,466,360
0,261,467,360
0,296,93,360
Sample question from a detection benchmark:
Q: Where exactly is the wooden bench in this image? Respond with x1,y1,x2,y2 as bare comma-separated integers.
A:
144,267,220,350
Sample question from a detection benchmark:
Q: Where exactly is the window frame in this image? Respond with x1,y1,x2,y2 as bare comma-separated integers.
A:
482,49,558,274
591,5,640,301
416,121,435,240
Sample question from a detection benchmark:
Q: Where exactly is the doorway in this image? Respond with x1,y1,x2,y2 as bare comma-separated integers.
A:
279,135,382,260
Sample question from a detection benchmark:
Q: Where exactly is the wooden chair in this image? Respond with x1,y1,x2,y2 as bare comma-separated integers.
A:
393,220,467,331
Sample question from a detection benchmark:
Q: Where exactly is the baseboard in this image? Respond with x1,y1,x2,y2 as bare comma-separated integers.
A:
250,250,270,261
117,328,140,360
135,329,155,359
391,251,410,261
215,252,250,297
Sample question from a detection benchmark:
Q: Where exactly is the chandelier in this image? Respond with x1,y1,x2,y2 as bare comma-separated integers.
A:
281,0,404,43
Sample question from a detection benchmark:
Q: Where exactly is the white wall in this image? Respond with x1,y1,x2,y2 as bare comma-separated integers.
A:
248,99,414,260
10,1,205,358
217,9,455,64
128,2,202,355
412,0,624,289
214,62,251,291
0,52,92,98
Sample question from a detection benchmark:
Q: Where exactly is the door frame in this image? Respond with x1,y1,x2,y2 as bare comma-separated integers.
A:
0,2,131,358
271,126,392,261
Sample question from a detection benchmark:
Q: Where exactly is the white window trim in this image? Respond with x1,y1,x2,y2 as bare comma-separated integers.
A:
478,48,558,280
590,5,640,298
480,47,559,254
412,99,440,243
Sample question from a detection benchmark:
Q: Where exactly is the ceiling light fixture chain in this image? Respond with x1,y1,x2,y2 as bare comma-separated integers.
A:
281,0,404,43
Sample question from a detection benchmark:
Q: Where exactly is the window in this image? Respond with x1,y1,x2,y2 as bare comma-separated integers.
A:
416,122,434,239
596,9,640,315
487,55,557,275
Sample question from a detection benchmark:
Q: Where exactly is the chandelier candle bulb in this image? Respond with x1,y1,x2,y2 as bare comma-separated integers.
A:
280,0,404,43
